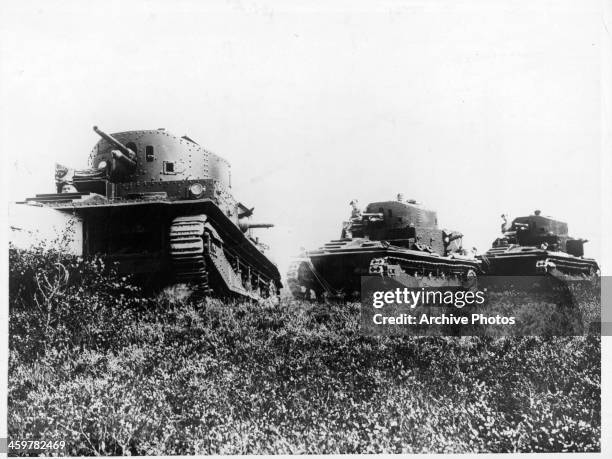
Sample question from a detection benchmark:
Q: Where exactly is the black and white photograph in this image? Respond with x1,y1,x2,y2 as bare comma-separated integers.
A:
1,0,610,456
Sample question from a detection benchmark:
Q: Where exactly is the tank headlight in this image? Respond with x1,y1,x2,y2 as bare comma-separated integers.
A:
97,160,107,170
189,183,205,198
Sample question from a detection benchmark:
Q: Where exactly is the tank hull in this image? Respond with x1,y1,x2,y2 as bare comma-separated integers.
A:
308,248,387,294
479,246,599,277
22,194,281,299
287,238,481,299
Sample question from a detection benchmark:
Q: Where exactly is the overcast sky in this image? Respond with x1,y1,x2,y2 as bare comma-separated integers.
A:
1,0,609,276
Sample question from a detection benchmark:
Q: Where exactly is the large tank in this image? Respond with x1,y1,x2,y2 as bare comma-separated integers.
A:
287,196,481,299
19,126,282,300
479,210,599,277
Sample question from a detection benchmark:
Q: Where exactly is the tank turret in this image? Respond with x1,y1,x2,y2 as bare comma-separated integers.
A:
342,198,461,256
494,210,581,255
481,210,598,276
92,126,137,179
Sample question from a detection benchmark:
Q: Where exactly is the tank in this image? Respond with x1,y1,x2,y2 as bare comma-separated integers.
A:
479,210,599,277
19,126,282,300
287,196,481,299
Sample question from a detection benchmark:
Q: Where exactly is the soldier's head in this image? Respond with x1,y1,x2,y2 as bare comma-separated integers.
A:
397,193,404,202
61,183,77,193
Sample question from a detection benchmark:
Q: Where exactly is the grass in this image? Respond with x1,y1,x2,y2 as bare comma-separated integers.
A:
7,246,601,455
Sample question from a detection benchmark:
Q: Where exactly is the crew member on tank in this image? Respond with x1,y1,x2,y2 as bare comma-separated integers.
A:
61,183,77,193
501,214,510,233
350,200,362,220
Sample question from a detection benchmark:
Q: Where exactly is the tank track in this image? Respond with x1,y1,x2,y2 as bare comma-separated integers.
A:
368,255,478,278
286,252,480,300
169,215,211,296
286,257,331,300
286,259,307,299
170,215,276,301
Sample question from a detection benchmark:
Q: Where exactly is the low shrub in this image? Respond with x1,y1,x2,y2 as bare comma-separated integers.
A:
8,246,601,455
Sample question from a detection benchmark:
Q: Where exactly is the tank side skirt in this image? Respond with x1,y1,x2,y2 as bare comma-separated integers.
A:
369,255,479,277
481,251,599,275
287,245,481,299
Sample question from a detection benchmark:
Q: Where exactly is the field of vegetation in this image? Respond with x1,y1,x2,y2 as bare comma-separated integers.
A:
8,245,601,455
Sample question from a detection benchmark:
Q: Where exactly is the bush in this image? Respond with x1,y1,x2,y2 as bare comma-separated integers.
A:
8,246,601,455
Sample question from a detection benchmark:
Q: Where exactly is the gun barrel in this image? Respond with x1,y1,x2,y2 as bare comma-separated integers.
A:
111,150,136,169
93,126,135,159
239,221,274,232
246,223,274,229
445,232,463,243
